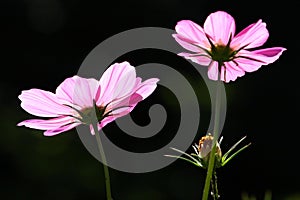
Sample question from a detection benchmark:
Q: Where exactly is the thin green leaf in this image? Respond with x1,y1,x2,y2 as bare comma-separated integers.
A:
190,153,200,158
222,143,251,166
170,147,202,165
222,136,247,162
164,155,202,167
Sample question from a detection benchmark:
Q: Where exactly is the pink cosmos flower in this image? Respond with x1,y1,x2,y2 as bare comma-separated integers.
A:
17,61,159,136
173,11,286,82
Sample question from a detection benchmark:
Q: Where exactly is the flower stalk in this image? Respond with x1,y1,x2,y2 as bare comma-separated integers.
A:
92,121,113,200
202,70,222,200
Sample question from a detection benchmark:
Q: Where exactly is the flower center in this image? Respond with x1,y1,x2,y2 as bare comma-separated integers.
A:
67,100,131,125
79,104,107,124
210,45,236,63
76,104,108,124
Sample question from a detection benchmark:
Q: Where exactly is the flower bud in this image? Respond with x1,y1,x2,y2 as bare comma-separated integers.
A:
197,134,222,167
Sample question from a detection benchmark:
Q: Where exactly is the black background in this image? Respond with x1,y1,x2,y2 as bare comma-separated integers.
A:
1,0,299,200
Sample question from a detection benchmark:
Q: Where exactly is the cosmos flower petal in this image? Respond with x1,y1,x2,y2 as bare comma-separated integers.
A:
222,62,245,82
44,122,80,136
134,78,159,99
96,63,158,130
235,48,286,72
207,61,219,81
109,94,142,117
173,34,204,52
174,20,210,49
99,62,137,104
233,57,263,73
231,19,269,49
204,11,236,45
55,76,76,103
89,117,116,135
101,79,159,123
178,52,212,66
128,93,143,106
250,47,286,63
17,116,76,130
99,117,116,130
19,89,74,117
71,76,99,108
111,107,133,117
107,78,158,113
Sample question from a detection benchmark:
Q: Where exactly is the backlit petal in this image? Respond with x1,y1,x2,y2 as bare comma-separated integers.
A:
173,34,205,52
204,11,236,45
178,52,212,66
99,116,115,129
222,62,245,82
17,116,77,130
90,116,116,134
134,78,159,99
207,61,219,81
235,48,286,72
19,89,73,117
44,122,80,136
107,78,158,111
174,20,210,49
56,76,99,109
231,20,269,49
71,76,99,108
99,62,137,104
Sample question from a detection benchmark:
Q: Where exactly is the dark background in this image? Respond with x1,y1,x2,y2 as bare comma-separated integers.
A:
1,0,299,200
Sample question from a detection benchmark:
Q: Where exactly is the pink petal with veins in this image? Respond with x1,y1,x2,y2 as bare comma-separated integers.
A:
17,116,76,130
235,48,286,72
71,76,99,108
174,20,211,49
134,78,159,99
204,11,236,45
231,20,269,49
44,122,80,136
222,62,245,82
19,89,73,117
207,61,219,81
178,52,212,66
89,116,116,135
98,62,137,105
173,34,204,53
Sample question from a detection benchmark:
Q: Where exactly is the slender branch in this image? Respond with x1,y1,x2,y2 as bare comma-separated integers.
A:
92,122,113,200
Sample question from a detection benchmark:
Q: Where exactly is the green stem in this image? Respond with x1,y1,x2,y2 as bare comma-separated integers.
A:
210,173,216,200
202,77,222,200
210,171,219,200
92,122,113,200
214,170,219,199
